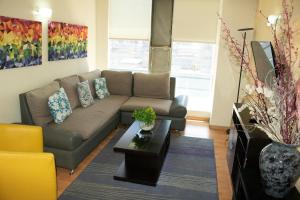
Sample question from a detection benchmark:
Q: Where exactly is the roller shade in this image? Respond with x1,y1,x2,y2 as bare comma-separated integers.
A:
151,0,174,47
109,0,152,39
149,0,174,73
172,0,220,42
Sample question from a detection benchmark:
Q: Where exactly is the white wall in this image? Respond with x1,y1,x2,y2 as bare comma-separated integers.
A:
173,0,220,42
108,0,152,39
210,0,258,127
0,0,97,123
96,0,109,69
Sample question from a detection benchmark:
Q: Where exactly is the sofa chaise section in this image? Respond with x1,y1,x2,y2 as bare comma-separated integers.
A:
119,73,188,131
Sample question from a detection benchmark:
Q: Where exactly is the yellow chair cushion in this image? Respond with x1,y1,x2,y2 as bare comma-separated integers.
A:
0,124,57,200
0,124,43,152
0,151,57,200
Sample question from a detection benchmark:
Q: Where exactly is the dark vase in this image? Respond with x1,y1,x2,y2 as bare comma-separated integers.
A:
259,142,300,198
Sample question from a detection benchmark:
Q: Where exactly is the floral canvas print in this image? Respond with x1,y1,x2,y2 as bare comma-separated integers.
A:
0,16,42,70
48,21,88,61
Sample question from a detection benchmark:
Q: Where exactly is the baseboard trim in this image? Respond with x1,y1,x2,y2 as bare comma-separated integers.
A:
186,116,209,122
209,125,230,131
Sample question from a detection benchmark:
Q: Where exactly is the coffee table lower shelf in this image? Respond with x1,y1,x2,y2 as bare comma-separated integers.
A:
114,161,161,186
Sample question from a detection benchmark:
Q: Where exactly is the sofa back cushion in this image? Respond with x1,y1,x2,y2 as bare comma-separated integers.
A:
56,75,81,109
134,73,170,99
26,81,60,126
101,70,132,96
78,70,101,98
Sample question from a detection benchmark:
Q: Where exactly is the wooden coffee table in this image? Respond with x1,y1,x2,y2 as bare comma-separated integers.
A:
113,120,171,186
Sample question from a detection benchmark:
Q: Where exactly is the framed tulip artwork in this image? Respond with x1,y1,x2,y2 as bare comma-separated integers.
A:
48,21,88,61
0,16,42,70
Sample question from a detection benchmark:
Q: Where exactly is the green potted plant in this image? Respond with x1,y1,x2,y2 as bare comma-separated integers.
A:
132,107,156,131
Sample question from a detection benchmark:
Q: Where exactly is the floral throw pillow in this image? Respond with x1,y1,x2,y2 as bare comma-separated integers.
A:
48,88,72,124
94,78,110,99
77,80,94,108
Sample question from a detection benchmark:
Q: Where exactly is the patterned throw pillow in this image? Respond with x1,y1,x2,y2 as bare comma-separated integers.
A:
94,78,110,99
48,88,72,124
77,80,94,108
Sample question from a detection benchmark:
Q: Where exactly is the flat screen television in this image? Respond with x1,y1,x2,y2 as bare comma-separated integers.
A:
251,41,277,86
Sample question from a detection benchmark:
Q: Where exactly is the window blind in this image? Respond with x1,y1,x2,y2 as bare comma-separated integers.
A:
172,0,220,43
109,0,152,40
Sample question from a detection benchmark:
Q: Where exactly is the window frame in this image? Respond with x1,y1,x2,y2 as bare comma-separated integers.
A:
170,40,216,115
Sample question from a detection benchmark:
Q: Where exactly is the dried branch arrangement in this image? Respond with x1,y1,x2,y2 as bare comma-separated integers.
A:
219,0,300,144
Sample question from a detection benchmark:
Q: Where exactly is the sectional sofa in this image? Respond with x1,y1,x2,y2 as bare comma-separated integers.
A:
19,70,188,171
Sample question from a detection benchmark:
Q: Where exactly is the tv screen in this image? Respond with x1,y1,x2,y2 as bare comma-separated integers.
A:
251,41,277,86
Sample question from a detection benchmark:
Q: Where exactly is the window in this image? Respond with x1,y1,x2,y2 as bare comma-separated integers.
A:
171,41,215,113
108,39,149,72
108,0,152,72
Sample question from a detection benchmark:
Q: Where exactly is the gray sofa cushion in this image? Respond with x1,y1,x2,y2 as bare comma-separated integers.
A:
26,81,60,126
43,127,83,151
50,95,129,139
101,70,132,96
120,97,172,115
56,75,81,109
134,73,170,99
78,70,101,98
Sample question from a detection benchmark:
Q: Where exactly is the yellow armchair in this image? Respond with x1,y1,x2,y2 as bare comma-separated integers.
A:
0,124,57,200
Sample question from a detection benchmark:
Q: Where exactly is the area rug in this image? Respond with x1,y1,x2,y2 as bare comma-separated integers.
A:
59,129,218,200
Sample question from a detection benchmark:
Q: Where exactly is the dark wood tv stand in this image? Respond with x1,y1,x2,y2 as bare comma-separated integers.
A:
228,103,300,200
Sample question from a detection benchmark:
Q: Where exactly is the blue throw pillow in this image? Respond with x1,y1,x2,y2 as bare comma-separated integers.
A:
48,88,72,124
94,78,110,99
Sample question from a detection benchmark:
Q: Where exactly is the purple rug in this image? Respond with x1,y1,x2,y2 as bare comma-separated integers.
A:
59,129,218,200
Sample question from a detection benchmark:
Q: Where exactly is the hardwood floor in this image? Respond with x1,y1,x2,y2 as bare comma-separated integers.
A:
56,120,233,200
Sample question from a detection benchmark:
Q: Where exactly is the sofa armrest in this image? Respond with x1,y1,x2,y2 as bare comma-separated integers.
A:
169,95,188,118
42,127,83,151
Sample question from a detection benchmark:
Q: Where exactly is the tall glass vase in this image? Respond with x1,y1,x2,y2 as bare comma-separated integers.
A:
259,142,300,198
